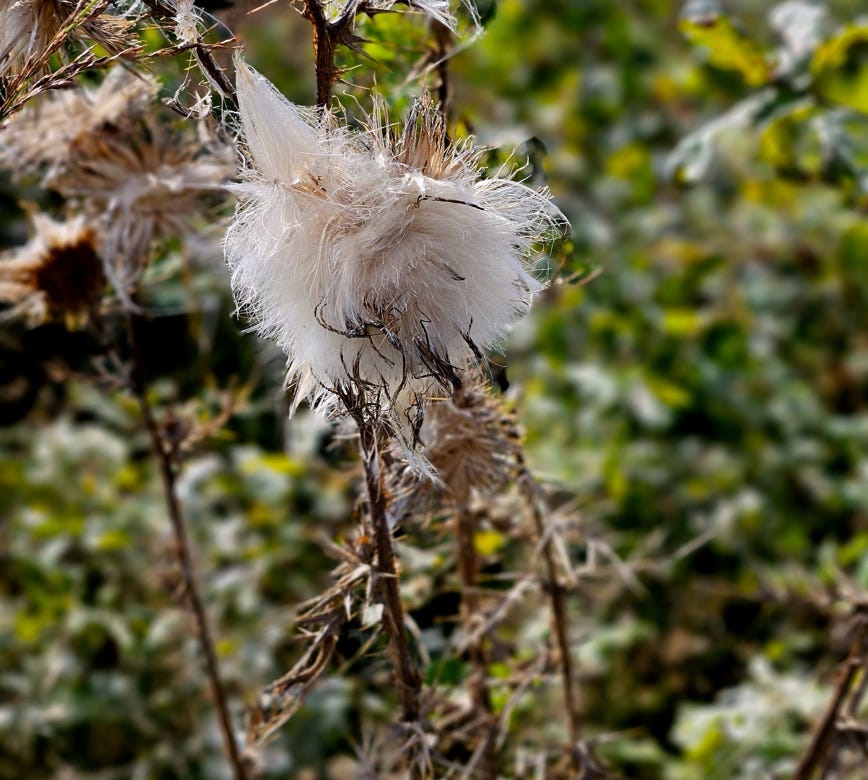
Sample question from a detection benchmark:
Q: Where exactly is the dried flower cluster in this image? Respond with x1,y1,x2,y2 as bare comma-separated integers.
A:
225,60,565,434
0,0,132,78
0,213,104,327
1,66,234,299
420,372,520,500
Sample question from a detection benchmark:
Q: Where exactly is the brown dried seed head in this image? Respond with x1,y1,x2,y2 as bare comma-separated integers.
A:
0,213,104,328
0,0,134,79
422,372,521,503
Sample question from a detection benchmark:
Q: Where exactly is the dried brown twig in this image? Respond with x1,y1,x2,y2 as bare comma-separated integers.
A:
0,0,141,121
126,313,249,780
246,536,366,747
793,604,868,780
454,506,499,780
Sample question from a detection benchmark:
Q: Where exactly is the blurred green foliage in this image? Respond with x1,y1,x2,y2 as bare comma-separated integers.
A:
3,0,868,777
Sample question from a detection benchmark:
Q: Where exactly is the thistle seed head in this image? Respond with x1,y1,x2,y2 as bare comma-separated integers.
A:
1,67,234,298
225,59,566,436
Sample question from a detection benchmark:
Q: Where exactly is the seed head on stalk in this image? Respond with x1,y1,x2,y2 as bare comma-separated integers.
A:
225,59,566,445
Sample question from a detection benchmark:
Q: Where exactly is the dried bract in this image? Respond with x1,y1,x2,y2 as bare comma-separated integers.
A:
0,0,133,79
0,66,158,178
1,67,234,297
420,372,520,502
225,60,565,433
173,0,201,44
0,212,104,328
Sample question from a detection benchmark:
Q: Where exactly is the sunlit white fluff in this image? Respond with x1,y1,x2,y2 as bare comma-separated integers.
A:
225,60,565,430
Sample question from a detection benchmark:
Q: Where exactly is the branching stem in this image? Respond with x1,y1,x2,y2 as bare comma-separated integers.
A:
517,467,582,770
793,613,868,780
303,0,357,108
126,314,248,780
357,422,422,724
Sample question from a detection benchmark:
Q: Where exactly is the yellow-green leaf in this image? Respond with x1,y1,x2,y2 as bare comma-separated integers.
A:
680,14,770,86
812,24,868,114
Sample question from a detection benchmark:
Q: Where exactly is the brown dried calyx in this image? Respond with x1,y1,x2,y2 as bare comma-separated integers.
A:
0,213,105,328
422,372,522,503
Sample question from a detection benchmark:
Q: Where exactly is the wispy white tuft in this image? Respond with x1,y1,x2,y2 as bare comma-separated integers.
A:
173,0,202,44
225,59,566,433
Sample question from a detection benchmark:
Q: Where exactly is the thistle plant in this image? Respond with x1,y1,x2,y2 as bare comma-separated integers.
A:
0,1,601,778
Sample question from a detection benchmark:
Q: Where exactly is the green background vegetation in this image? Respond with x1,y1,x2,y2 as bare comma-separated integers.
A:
2,0,868,777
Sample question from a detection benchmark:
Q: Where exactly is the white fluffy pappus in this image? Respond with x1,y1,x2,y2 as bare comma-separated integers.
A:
225,60,566,432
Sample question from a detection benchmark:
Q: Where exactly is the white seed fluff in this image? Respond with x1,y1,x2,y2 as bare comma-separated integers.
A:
225,60,565,425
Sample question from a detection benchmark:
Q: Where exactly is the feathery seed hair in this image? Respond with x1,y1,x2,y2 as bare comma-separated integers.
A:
225,59,566,437
316,0,459,29
0,0,132,79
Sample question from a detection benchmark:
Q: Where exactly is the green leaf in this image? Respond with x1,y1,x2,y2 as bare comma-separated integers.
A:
812,23,868,113
680,13,770,86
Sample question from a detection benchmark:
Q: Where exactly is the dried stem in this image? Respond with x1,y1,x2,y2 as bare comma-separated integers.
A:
356,420,423,725
454,507,499,779
517,466,582,770
793,611,868,780
431,20,453,120
302,0,362,108
126,313,248,780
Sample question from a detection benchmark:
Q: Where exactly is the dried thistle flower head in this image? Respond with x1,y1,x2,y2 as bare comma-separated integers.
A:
58,119,234,294
420,372,520,502
387,369,520,517
0,0,132,79
0,66,158,177
225,60,566,433
0,212,104,328
1,67,234,298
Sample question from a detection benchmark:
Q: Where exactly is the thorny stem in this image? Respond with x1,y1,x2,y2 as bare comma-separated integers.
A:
431,20,453,120
126,314,248,780
303,0,353,108
357,422,423,725
455,507,499,780
792,613,868,780
517,466,583,771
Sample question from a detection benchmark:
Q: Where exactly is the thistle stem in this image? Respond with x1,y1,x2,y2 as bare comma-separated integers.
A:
126,314,248,780
517,467,582,770
303,0,349,108
431,20,453,120
357,422,422,724
455,507,499,779
792,614,868,780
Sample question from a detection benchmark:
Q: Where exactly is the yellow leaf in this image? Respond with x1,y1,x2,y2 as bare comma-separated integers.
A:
812,24,868,114
680,15,769,86
473,530,505,557
662,308,706,336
